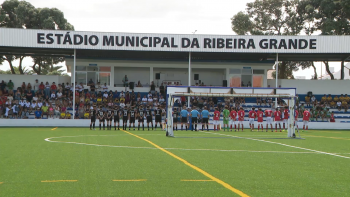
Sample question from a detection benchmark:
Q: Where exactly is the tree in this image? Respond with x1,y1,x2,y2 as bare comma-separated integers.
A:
0,65,30,74
231,0,316,79
271,61,316,79
298,0,350,79
31,56,66,75
0,0,74,75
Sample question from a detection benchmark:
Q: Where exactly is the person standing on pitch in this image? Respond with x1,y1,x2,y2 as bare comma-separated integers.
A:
201,106,209,131
264,108,273,132
154,105,162,130
161,107,167,130
229,107,237,131
294,108,299,129
180,106,189,131
122,106,129,130
274,108,282,132
257,108,264,132
146,106,153,130
172,108,179,131
213,107,220,131
129,107,136,130
248,107,257,131
106,108,113,130
190,108,199,131
303,109,310,131
223,105,230,131
90,105,97,130
113,106,120,130
283,106,289,131
137,105,145,130
97,106,105,130
238,107,245,131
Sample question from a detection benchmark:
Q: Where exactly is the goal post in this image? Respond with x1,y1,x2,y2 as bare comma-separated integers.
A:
165,86,297,138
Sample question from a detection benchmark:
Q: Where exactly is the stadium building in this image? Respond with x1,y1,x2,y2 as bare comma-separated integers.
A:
1,28,350,129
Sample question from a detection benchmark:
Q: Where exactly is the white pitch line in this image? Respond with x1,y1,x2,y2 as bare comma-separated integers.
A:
200,131,350,159
44,135,350,155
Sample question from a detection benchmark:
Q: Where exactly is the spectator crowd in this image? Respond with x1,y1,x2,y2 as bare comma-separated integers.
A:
0,78,348,123
0,79,168,119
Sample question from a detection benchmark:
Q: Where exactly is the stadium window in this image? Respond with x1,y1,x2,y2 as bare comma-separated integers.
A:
229,69,241,74
100,67,111,72
99,73,111,86
87,66,99,71
76,66,86,71
75,66,111,86
76,72,87,85
253,70,265,74
242,68,252,75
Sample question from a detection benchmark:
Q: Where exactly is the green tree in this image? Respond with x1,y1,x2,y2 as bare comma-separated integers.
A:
31,56,66,75
231,0,316,79
298,0,350,79
0,0,74,75
0,65,30,74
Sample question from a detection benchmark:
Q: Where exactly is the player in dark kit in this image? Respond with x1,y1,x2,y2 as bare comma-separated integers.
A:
173,108,178,131
113,106,120,130
155,105,162,130
146,106,153,130
106,108,113,130
138,106,145,130
122,107,129,130
129,107,136,130
97,106,105,130
90,106,97,130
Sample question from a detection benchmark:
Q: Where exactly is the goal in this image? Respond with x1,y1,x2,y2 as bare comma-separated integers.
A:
165,86,297,138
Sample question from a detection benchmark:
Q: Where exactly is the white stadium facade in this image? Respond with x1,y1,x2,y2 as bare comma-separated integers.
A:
1,28,350,130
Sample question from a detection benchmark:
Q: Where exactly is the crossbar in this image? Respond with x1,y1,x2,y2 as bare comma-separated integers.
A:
171,93,294,98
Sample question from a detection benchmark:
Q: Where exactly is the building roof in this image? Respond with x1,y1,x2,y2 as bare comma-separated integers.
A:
0,28,350,62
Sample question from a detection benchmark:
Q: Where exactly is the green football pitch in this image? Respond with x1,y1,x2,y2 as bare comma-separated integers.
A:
0,127,350,197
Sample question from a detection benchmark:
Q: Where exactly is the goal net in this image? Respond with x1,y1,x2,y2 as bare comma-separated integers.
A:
165,86,297,138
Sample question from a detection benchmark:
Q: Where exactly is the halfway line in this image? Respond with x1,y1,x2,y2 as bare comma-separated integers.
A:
121,129,249,197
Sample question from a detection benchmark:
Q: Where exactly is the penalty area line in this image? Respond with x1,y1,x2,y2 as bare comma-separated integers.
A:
181,180,214,182
112,179,146,182
121,129,250,197
201,131,350,159
41,180,77,183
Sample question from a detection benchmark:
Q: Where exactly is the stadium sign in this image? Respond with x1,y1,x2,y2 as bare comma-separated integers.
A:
1,28,349,53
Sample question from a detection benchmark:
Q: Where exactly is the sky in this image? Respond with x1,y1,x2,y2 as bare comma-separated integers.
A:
0,0,340,78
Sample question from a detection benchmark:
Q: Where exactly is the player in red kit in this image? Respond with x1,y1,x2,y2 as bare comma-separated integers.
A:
238,107,245,131
257,108,264,131
213,107,220,131
303,109,310,131
274,108,282,132
265,109,273,132
248,107,257,131
283,106,289,131
230,107,237,131
294,109,299,129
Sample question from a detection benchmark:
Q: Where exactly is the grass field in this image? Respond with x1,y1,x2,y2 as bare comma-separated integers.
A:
0,127,350,197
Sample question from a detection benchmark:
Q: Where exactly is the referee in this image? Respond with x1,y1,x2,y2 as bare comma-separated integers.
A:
180,106,189,131
190,108,199,131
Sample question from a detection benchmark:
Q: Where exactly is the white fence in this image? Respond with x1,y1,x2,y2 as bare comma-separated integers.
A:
0,74,71,90
0,119,348,130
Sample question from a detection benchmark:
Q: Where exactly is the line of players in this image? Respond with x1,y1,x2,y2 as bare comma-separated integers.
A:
89,105,166,130
173,105,311,132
